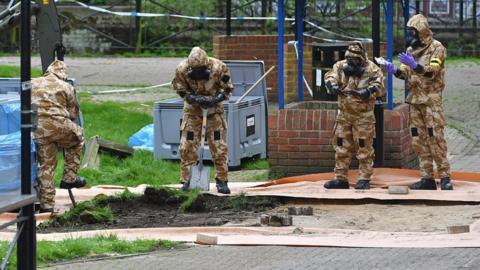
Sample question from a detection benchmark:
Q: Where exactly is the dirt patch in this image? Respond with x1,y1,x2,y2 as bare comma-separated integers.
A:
38,187,480,234
38,188,283,233
274,201,480,232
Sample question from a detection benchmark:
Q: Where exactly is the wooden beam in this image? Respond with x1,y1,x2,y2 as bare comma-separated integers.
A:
97,138,135,158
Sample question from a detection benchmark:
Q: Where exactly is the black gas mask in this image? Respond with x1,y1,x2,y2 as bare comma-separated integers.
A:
343,57,365,77
406,27,422,49
187,66,211,81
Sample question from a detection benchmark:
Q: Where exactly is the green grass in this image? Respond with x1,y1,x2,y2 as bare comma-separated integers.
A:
53,148,180,187
241,158,269,170
78,151,180,187
40,190,141,228
42,199,114,227
0,65,43,77
51,97,181,187
445,56,480,65
0,235,176,269
80,100,152,144
51,95,269,187
179,189,203,212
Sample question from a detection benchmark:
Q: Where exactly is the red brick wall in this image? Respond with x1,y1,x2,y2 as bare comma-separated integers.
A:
384,104,418,168
268,102,418,177
213,35,313,103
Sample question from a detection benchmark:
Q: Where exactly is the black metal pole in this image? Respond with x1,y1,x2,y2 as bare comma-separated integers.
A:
18,0,36,269
460,0,464,39
135,0,141,53
473,0,477,46
415,0,420,14
226,0,231,36
372,0,384,167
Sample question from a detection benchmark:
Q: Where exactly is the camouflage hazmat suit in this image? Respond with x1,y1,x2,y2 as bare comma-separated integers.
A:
394,14,451,188
324,42,385,189
172,47,233,184
32,60,84,209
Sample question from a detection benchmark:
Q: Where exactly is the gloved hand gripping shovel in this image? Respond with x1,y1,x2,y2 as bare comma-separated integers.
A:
188,108,210,191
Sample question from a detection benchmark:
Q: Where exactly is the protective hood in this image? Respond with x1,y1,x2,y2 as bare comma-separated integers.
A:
46,60,68,80
187,47,209,68
344,41,367,62
407,14,433,47
343,42,366,77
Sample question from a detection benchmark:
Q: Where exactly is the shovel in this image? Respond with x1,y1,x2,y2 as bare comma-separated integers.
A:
188,108,210,191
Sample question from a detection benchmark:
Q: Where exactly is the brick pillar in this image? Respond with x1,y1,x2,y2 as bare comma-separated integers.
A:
268,101,338,177
213,35,312,103
268,102,418,177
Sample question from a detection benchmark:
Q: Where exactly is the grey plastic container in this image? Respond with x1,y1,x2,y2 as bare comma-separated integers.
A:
153,60,269,167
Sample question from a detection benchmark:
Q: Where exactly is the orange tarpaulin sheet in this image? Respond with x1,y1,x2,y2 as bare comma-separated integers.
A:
246,168,480,202
0,224,478,248
257,168,480,187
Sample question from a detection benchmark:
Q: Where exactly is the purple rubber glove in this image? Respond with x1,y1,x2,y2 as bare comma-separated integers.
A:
384,61,397,74
398,52,417,69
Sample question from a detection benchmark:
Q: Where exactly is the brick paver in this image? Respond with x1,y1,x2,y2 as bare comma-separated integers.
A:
445,126,479,172
45,246,480,270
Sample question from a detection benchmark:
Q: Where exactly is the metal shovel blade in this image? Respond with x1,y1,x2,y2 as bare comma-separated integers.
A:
189,164,210,191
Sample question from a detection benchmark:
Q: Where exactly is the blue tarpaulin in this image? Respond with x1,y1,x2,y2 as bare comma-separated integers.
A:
128,124,154,152
0,102,20,135
0,131,37,192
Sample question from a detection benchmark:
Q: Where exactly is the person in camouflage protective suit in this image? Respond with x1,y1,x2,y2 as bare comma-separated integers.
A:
32,56,86,213
384,14,452,190
323,41,385,190
172,47,233,194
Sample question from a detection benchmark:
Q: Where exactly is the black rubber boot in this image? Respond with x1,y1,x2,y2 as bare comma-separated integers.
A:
216,179,231,194
324,180,350,189
410,178,437,190
440,177,453,190
180,181,190,192
60,176,87,189
39,207,54,214
355,179,370,190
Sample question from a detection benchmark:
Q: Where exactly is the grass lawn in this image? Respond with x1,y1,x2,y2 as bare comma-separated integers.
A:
51,93,268,187
0,235,176,269
0,65,43,77
445,56,480,65
53,97,182,186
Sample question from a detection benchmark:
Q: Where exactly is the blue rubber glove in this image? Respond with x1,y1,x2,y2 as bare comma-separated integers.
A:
398,52,417,69
384,61,397,74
